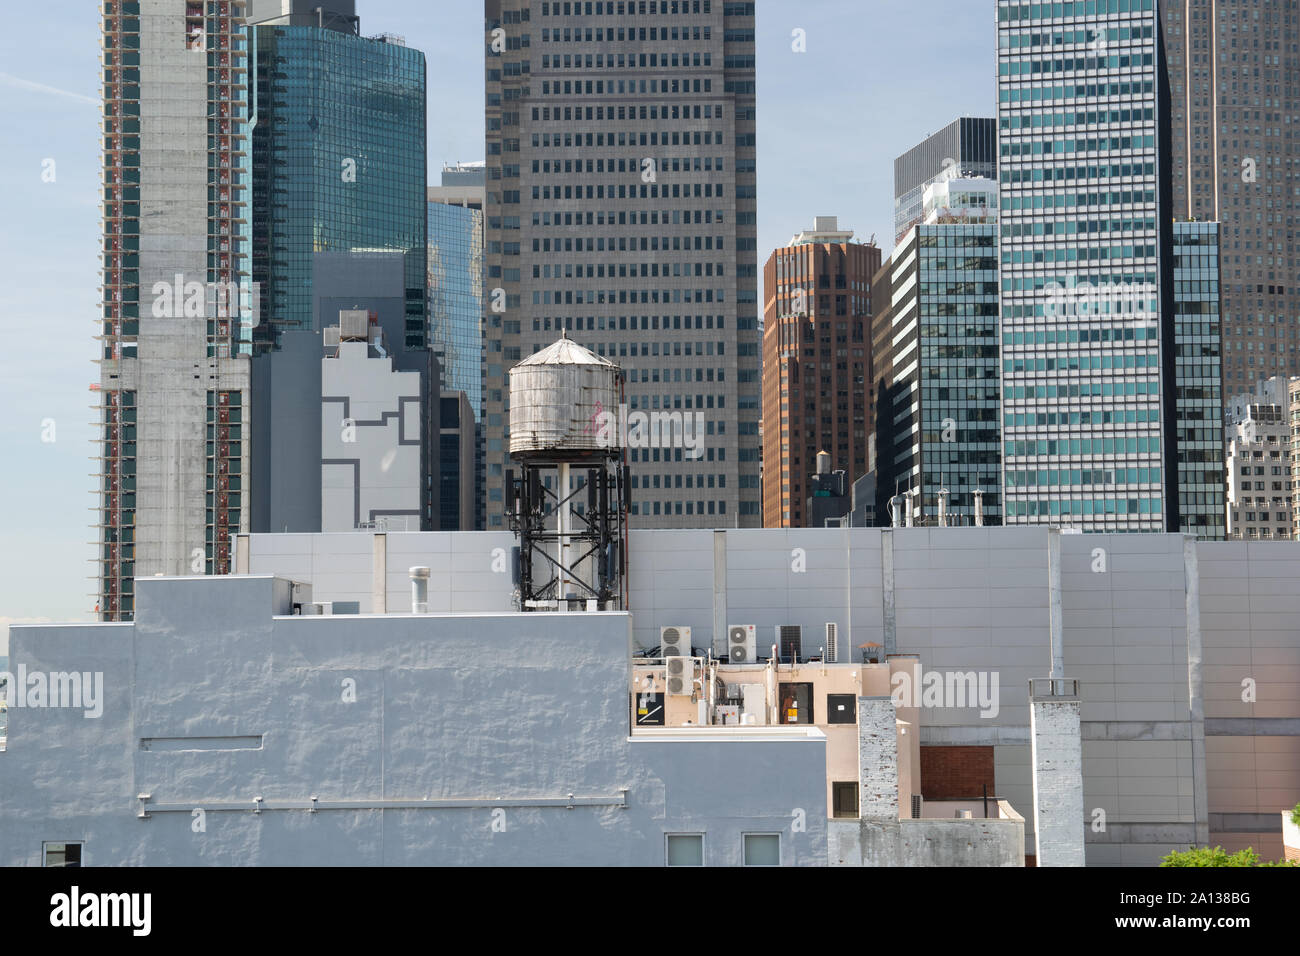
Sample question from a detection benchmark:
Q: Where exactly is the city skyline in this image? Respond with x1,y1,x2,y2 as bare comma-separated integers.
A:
0,0,996,643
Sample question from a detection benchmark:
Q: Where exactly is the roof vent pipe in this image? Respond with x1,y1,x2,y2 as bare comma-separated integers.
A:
409,566,430,614
890,494,904,528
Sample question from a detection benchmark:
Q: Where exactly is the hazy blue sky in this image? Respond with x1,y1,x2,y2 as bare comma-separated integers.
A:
0,0,993,651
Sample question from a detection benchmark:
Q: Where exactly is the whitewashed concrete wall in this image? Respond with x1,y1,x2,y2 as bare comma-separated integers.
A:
0,576,825,866
240,527,1300,865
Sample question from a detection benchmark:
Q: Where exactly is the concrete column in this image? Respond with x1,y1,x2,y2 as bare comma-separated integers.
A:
1183,534,1209,847
858,695,899,821
712,530,727,659
880,530,896,658
234,534,250,574
371,532,386,614
1029,684,1085,866
1047,527,1063,679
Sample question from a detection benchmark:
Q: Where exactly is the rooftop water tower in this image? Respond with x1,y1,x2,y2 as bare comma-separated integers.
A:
507,334,629,611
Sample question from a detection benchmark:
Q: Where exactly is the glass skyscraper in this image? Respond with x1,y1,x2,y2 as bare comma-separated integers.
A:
1172,220,1225,540
251,25,426,346
427,201,485,417
996,0,1175,532
873,213,1002,527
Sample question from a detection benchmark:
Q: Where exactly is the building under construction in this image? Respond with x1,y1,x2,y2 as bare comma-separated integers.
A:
97,0,254,620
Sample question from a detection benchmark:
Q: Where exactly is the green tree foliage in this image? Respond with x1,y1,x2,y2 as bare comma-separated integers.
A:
1161,845,1296,867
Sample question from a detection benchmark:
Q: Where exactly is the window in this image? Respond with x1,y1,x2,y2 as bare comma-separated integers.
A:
826,694,856,724
44,842,83,867
632,692,664,726
778,682,814,724
743,833,780,866
832,782,860,819
666,833,703,866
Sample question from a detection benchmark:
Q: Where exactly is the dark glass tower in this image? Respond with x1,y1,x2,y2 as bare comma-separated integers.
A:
250,24,427,347
427,201,485,418
1172,220,1226,540
872,221,1003,526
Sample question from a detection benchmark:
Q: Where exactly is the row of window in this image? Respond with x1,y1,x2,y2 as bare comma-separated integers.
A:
1004,380,1160,399
539,0,719,17
1004,496,1164,517
1000,160,1155,184
1005,409,1158,426
1006,467,1161,487
539,77,714,96
1000,52,1155,79
1005,353,1158,371
543,24,713,41
998,80,1155,104
1005,436,1162,456
1002,24,1153,49
541,52,713,69
633,472,727,489
631,499,731,516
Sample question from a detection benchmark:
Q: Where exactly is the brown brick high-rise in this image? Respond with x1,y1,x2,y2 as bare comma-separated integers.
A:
761,218,879,527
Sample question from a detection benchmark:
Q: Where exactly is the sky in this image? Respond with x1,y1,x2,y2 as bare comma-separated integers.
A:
0,0,994,653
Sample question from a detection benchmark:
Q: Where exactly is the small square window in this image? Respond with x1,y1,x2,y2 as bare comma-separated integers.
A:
666,833,703,866
743,833,780,866
826,694,857,724
832,782,859,819
43,842,83,867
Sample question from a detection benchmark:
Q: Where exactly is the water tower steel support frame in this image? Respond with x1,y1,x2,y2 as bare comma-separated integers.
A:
507,452,629,611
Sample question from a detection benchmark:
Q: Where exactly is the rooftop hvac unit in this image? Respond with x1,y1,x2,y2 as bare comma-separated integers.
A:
777,625,802,663
666,656,697,697
825,622,839,663
727,624,757,664
660,625,691,657
339,310,369,341
305,602,333,616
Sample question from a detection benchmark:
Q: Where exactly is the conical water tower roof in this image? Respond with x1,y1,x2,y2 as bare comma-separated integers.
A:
514,332,618,368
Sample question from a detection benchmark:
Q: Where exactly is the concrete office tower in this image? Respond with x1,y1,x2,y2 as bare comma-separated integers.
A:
997,0,1178,532
482,0,760,530
429,164,487,530
97,0,256,621
893,117,996,246
1225,391,1292,541
248,7,434,531
320,313,423,532
872,177,1002,527
1162,1,1300,395
1172,221,1226,540
1290,378,1300,533
761,218,879,527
